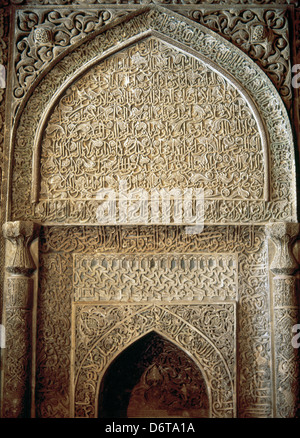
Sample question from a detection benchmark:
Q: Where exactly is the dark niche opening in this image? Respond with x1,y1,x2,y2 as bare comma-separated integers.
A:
98,331,209,418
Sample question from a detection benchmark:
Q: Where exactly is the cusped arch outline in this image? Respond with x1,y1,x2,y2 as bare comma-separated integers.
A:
73,305,236,418
10,6,297,224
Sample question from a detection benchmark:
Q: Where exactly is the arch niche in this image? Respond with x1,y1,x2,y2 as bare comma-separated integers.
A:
3,5,298,420
98,331,210,418
10,6,297,224
74,305,235,418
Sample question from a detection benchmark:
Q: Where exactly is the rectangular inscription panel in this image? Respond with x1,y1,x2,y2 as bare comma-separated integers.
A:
73,253,237,302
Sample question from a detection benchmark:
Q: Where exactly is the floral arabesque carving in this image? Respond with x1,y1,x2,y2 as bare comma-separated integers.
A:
125,333,210,418
267,223,300,418
188,8,292,107
0,8,8,163
13,8,123,111
0,5,9,319
12,6,292,118
2,3,299,420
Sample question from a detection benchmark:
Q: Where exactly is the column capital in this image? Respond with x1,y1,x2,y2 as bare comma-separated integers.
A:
267,222,300,276
2,221,40,276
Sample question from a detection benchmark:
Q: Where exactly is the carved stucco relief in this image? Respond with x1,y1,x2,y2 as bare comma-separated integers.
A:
267,223,300,418
0,10,8,165
0,2,299,420
0,7,10,321
295,8,300,153
35,225,272,418
124,332,210,418
73,253,238,302
5,1,300,6
39,37,265,203
187,8,292,107
1,221,40,418
9,7,297,225
13,8,127,110
74,303,236,418
12,5,292,117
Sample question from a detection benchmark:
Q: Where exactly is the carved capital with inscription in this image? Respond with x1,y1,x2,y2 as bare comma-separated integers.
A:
2,221,40,276
267,223,300,277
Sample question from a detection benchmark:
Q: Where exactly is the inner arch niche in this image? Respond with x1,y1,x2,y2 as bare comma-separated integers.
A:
39,36,265,205
98,332,210,418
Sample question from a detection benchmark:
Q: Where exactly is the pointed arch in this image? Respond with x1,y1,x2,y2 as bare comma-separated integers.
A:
10,6,297,224
30,30,270,203
97,330,210,418
73,305,236,418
